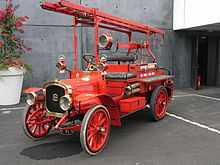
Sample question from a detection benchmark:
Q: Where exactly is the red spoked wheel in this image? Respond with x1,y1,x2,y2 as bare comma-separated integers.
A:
80,105,111,155
149,86,168,121
23,102,54,140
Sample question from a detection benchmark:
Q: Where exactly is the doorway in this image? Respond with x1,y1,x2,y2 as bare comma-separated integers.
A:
198,36,208,85
191,35,219,89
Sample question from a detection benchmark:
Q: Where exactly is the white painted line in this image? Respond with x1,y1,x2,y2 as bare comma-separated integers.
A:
1,111,11,114
167,112,220,135
0,106,25,112
174,93,220,102
173,94,194,98
193,94,220,101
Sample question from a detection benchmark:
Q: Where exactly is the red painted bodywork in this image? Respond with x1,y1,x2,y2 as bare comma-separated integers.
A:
25,0,174,133
23,87,42,94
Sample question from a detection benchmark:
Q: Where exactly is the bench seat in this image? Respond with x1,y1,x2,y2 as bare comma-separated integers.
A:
105,72,136,80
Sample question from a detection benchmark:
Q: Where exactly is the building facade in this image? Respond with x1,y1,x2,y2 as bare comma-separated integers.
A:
174,0,220,88
3,0,217,88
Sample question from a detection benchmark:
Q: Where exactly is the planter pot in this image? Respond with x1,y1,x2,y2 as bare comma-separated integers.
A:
0,67,24,105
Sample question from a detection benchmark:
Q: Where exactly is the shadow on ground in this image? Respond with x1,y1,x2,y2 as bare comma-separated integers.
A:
20,110,153,160
20,137,82,160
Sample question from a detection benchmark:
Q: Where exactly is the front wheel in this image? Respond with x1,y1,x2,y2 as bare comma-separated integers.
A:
80,105,111,155
149,86,168,121
23,102,53,140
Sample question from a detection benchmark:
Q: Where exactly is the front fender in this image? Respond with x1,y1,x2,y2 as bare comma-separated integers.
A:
74,94,121,126
74,94,118,113
23,87,43,94
23,87,45,102
74,94,102,113
97,94,117,107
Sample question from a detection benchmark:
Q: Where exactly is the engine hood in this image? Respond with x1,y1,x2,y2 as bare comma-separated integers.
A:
61,78,100,89
44,77,106,97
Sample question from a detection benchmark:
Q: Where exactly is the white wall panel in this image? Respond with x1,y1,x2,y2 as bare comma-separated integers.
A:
174,0,220,30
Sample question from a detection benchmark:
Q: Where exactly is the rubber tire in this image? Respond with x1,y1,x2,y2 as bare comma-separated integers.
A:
80,105,111,156
23,104,51,141
148,86,168,121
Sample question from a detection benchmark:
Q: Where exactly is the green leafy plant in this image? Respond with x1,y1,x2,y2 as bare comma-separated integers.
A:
0,0,31,71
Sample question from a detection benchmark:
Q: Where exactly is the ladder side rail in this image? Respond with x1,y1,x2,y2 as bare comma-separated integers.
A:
60,0,164,35
96,10,164,35
100,19,151,34
42,1,164,36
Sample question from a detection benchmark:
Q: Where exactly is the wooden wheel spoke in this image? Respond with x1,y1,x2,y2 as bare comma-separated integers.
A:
36,125,40,136
28,116,37,120
99,131,106,137
97,112,103,122
41,124,47,133
26,120,36,124
31,125,37,134
27,123,35,129
88,137,92,147
89,122,97,129
88,132,94,142
94,113,99,124
98,133,105,145
91,135,97,149
28,110,41,120
38,125,41,136
99,118,106,126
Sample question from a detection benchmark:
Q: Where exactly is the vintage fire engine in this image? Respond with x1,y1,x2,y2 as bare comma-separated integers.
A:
23,0,174,155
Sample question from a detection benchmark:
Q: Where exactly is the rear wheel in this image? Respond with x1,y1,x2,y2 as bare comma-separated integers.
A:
23,102,53,140
149,86,168,121
80,105,111,155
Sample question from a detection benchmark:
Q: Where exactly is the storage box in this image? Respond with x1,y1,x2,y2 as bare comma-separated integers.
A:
119,97,146,113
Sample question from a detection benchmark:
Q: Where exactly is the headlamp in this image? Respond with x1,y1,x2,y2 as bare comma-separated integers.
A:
26,93,36,105
59,95,72,111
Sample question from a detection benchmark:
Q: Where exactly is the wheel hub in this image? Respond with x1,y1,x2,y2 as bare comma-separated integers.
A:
99,127,105,132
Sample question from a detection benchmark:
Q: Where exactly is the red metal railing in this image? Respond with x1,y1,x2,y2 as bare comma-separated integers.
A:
41,0,164,67
41,0,164,35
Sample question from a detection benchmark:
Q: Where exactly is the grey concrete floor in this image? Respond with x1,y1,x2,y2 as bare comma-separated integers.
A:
0,88,220,165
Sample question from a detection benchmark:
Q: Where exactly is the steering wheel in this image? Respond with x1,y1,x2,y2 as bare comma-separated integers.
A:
83,54,97,71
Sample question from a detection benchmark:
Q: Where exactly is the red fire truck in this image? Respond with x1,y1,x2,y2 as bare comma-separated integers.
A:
23,0,174,155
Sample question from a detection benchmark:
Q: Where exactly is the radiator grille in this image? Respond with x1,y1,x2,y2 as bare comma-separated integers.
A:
45,85,65,113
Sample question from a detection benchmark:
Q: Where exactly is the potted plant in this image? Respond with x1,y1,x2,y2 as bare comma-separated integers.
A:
0,0,30,105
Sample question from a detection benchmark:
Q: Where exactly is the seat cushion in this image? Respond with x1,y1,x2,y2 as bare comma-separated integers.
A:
105,72,136,80
106,55,135,62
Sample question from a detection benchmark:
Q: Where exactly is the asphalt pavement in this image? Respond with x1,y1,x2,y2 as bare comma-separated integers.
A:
0,88,220,165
